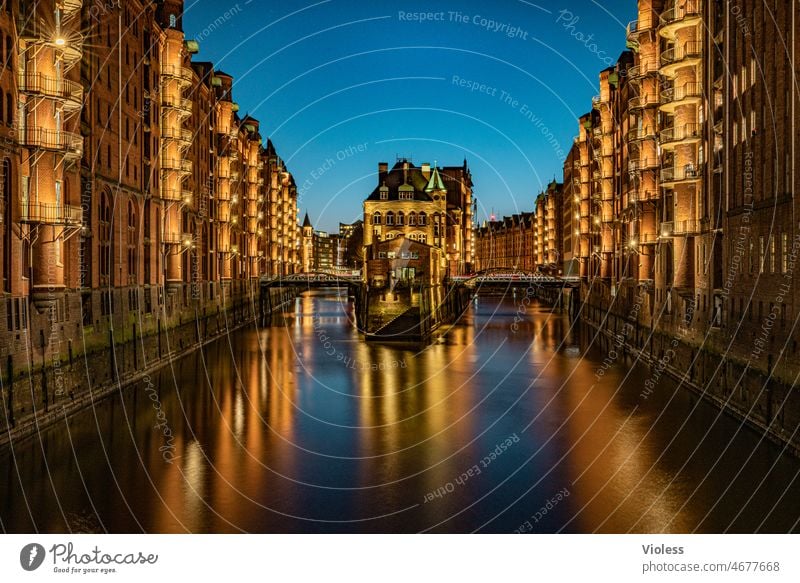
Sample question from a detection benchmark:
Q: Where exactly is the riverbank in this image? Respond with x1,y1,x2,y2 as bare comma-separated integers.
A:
0,284,296,449
562,285,800,459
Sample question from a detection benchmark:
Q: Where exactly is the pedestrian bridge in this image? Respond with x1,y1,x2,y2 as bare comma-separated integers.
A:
450,270,580,290
259,271,362,288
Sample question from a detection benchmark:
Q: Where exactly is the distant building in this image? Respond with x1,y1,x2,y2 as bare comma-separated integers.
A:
473,181,562,274
362,158,474,279
338,220,364,269
300,213,335,272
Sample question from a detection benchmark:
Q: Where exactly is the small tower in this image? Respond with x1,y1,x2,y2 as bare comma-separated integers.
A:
425,163,448,253
301,212,314,272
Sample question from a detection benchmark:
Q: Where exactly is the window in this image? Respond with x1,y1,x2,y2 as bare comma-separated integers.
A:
408,212,416,226
386,212,394,226
372,212,381,225
782,233,789,273
397,212,404,226
127,200,137,284
759,236,765,274
418,212,426,226
770,236,776,273
99,192,112,285
169,14,177,28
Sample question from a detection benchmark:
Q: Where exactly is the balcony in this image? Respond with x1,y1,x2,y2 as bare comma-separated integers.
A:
627,126,657,143
161,64,194,87
660,82,703,113
673,219,704,235
19,73,83,111
628,94,658,111
628,62,659,83
659,221,674,237
660,41,703,77
162,232,193,247
659,2,703,39
660,123,702,148
161,157,192,175
161,97,192,117
161,188,193,204
161,127,193,145
628,158,659,173
19,202,82,225
18,127,83,160
58,0,82,18
661,165,702,186
626,10,656,43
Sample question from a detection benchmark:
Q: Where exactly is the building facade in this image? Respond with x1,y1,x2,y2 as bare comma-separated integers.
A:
562,0,800,440
363,158,474,279
0,0,300,428
300,213,335,272
473,181,563,274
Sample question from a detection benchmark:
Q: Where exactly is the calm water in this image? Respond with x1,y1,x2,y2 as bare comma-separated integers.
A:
1,291,798,533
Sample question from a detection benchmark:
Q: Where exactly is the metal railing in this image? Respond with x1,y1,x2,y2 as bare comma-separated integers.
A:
660,41,703,67
19,202,82,225
660,2,703,27
19,73,83,106
18,127,83,157
660,123,702,144
661,82,703,104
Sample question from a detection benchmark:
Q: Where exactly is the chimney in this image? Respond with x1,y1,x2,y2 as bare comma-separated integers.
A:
421,163,431,179
378,162,388,182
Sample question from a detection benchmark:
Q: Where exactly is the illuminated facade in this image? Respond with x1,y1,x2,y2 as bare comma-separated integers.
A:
363,158,474,279
473,181,562,274
567,0,800,423
0,0,300,423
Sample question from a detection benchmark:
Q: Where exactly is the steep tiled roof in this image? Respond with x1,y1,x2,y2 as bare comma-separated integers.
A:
365,160,434,202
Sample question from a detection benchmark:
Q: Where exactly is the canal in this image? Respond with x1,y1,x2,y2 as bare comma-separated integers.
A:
1,291,798,533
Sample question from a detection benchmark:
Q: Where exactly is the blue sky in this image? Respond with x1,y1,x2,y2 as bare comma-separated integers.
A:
183,0,636,232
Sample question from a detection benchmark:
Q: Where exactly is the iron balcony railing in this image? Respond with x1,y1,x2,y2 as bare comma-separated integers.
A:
660,2,703,27
19,201,82,225
19,73,83,108
660,123,702,144
661,82,703,104
660,41,703,68
18,127,83,158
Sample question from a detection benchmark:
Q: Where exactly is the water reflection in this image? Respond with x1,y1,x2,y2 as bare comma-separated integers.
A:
1,290,798,533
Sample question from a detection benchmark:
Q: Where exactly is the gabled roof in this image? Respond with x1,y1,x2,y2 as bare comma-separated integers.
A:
366,160,434,202
302,212,312,228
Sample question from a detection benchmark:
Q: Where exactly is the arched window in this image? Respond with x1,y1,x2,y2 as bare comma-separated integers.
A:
408,212,416,226
127,200,137,284
99,191,112,286
397,211,404,226
0,89,4,123
169,14,177,28
386,211,394,226
372,211,381,225
418,212,427,226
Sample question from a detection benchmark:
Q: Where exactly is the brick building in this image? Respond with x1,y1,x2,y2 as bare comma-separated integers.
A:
473,181,563,274
363,158,474,278
0,0,300,428
562,0,800,441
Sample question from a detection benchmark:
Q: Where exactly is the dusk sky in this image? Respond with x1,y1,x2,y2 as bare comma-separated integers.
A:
183,0,636,232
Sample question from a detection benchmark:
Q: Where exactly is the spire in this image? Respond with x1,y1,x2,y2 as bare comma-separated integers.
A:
302,212,312,228
425,163,446,192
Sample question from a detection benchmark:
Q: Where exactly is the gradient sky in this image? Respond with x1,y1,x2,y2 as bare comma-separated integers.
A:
183,0,636,232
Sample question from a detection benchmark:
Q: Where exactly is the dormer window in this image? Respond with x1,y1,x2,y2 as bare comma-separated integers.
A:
379,186,388,200
399,192,414,200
